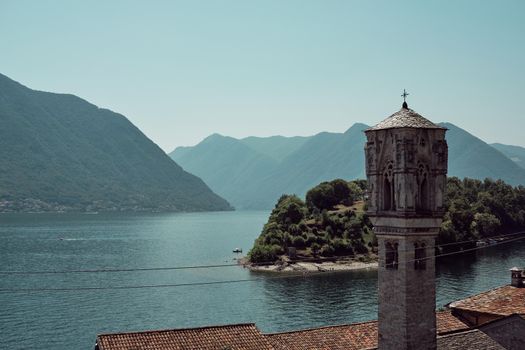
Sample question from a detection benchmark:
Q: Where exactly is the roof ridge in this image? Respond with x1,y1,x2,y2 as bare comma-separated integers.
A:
97,322,257,337
437,328,480,339
475,313,525,328
266,309,459,337
265,319,377,336
449,284,511,307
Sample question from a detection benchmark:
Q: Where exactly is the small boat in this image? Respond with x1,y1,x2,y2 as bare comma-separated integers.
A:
233,248,242,253
476,240,488,247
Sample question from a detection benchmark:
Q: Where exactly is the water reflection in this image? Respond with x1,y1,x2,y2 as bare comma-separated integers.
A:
257,269,378,327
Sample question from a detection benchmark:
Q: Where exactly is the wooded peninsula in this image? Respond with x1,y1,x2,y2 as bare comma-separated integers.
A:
247,177,525,266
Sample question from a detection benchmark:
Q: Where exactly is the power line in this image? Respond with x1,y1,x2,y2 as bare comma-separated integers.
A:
1,234,524,294
0,263,239,275
1,230,523,276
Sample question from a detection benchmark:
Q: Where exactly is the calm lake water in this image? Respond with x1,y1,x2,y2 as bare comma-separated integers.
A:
1,211,524,349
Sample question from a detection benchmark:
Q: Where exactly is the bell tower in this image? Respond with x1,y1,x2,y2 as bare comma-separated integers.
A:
364,93,448,350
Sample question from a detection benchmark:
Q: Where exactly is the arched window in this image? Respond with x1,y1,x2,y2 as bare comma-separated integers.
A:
385,241,398,269
417,163,429,211
382,162,394,211
383,177,392,210
414,242,426,270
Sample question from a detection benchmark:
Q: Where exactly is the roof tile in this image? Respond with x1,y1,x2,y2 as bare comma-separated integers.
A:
265,310,469,350
96,323,274,350
367,107,445,131
449,285,525,317
436,329,505,349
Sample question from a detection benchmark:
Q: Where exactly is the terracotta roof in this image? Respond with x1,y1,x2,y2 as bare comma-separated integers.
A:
267,320,376,350
436,329,505,350
367,106,445,131
96,323,274,350
436,309,472,334
265,310,469,350
449,285,525,317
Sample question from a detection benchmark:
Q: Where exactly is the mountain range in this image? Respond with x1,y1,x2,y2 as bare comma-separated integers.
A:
0,73,232,212
171,121,525,210
491,143,525,170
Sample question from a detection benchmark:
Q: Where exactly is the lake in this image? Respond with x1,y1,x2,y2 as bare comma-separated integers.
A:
1,211,524,349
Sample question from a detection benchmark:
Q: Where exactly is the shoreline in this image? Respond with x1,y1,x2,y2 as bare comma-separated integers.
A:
240,258,378,273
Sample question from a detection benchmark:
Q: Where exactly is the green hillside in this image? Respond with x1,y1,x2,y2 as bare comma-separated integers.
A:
248,179,374,263
248,177,525,264
491,143,525,170
0,73,232,212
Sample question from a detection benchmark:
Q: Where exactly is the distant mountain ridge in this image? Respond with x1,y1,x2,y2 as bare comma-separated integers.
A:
0,73,232,212
170,121,525,210
491,143,525,170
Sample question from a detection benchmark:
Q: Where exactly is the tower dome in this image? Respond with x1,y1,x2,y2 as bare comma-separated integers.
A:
367,105,447,131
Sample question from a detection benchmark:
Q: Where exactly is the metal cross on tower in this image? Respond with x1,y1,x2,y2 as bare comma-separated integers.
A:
401,89,409,102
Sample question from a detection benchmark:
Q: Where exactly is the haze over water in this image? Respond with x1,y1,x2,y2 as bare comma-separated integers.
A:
1,211,524,350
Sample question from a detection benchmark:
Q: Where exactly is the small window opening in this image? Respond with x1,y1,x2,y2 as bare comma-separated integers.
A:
383,177,392,210
385,242,398,269
383,162,395,211
417,163,429,211
414,242,426,270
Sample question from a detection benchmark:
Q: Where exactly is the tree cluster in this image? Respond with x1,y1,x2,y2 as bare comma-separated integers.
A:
439,177,525,251
248,180,374,263
249,176,525,263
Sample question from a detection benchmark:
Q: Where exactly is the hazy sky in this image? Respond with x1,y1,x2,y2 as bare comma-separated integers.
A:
1,0,524,151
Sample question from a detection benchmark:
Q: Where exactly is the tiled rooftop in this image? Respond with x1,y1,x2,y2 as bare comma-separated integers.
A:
367,106,445,131
436,329,505,350
265,310,469,350
449,285,525,317
436,310,472,334
96,323,274,350
267,320,377,350
95,310,470,350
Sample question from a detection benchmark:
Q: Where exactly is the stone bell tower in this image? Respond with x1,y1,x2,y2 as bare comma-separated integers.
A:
364,92,448,350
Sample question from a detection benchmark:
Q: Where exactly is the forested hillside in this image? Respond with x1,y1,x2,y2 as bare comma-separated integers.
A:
0,73,232,212
248,177,525,263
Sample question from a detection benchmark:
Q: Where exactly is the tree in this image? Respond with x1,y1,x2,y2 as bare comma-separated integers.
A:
471,212,501,238
305,179,356,210
273,195,307,225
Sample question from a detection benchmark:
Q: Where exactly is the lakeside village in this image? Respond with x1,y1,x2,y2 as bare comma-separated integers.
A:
95,102,525,350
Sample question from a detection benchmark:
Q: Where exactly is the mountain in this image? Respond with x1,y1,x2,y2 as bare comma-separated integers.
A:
170,134,278,209
171,122,525,210
240,135,309,162
170,124,368,209
491,143,525,170
441,123,525,186
0,73,231,212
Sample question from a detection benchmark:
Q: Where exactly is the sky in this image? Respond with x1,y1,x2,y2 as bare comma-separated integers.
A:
1,0,524,152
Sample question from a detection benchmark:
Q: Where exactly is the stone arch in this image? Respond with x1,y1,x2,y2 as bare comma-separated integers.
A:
416,162,430,211
382,161,395,211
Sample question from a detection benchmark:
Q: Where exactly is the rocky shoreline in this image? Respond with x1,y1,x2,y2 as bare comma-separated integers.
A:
239,257,378,273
